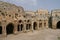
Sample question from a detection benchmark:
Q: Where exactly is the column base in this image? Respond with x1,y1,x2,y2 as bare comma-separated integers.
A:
14,31,18,35
2,33,7,37
23,30,27,33
30,29,33,32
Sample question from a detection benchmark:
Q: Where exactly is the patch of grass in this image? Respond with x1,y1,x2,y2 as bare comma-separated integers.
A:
58,37,60,40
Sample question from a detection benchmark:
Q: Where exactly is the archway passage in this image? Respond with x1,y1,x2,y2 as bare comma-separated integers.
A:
57,21,60,29
44,23,46,27
39,23,42,28
0,26,2,34
6,23,14,35
18,24,23,31
26,24,31,30
33,22,37,30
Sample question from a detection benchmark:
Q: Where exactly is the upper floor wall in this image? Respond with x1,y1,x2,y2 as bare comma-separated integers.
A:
52,9,60,17
0,1,24,20
36,9,49,15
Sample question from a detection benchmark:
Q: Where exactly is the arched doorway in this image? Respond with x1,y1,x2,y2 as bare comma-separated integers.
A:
6,23,14,35
44,23,46,27
39,23,42,28
26,24,31,30
0,26,2,34
33,22,37,30
29,24,31,29
57,21,60,29
18,24,23,31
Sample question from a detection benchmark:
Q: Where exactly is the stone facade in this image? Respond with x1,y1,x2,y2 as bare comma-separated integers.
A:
51,9,60,29
0,1,59,37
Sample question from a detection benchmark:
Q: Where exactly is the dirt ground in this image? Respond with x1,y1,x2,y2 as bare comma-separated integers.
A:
0,28,60,40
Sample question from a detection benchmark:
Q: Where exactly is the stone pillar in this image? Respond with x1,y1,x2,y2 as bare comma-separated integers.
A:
30,22,33,32
52,23,56,29
52,21,56,29
42,20,44,28
2,26,6,37
23,23,26,32
14,22,18,35
46,21,48,28
37,22,39,30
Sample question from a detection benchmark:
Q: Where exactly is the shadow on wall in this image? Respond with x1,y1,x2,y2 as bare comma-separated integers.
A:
48,16,52,28
33,22,37,30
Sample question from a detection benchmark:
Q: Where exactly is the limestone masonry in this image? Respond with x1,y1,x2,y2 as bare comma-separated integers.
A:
0,1,60,37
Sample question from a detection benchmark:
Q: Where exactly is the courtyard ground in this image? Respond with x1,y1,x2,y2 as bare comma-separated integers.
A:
0,28,60,40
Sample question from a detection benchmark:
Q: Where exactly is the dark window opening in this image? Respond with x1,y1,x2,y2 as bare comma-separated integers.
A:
1,13,5,16
9,15,11,17
27,20,30,22
19,20,22,23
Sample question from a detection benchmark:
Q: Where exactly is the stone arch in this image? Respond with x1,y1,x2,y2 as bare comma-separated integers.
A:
18,24,23,31
0,26,2,34
6,23,14,35
33,22,37,30
56,21,60,29
18,20,24,31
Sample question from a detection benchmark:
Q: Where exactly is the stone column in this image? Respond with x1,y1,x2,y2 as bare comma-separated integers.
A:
52,19,57,29
14,22,18,35
30,21,33,32
46,21,48,28
2,26,6,37
42,20,44,28
23,23,26,32
37,22,39,30
52,21,56,29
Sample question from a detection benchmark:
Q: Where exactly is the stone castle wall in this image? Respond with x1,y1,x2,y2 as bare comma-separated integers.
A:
1,1,60,37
